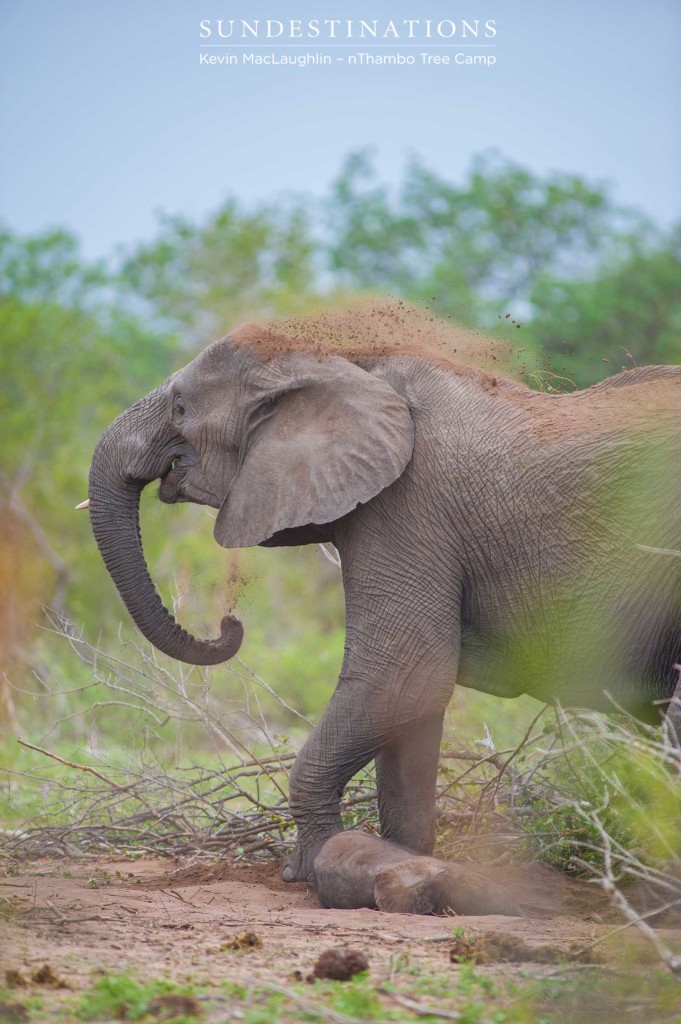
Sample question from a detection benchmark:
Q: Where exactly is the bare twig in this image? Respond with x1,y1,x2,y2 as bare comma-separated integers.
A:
378,988,462,1020
259,981,384,1024
16,738,124,790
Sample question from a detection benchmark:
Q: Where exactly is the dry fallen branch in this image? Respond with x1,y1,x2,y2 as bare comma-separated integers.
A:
258,981,384,1024
0,739,378,863
16,738,124,790
18,900,118,928
377,987,463,1020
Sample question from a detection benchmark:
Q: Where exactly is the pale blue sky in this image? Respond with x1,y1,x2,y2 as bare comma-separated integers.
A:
1,1,679,259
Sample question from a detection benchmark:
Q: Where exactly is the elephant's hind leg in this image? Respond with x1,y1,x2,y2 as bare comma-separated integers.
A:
376,713,446,855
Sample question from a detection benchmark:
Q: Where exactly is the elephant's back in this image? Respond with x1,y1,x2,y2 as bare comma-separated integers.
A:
558,365,680,437
484,366,681,448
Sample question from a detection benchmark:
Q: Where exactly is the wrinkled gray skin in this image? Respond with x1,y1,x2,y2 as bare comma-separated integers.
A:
88,324,681,882
313,832,522,916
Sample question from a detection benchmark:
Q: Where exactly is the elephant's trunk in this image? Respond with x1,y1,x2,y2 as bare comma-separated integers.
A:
88,399,243,665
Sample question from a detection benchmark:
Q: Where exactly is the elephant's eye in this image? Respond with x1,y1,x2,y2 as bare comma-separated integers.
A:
173,396,186,417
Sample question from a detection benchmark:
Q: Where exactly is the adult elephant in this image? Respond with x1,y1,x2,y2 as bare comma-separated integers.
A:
85,321,681,881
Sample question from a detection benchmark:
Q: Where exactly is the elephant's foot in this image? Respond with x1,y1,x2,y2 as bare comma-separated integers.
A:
281,847,307,882
282,830,341,882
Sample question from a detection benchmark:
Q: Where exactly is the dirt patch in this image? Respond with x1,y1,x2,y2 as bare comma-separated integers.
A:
0,1000,28,1022
2,853,680,1008
459,861,615,922
142,856,613,923
140,856,309,896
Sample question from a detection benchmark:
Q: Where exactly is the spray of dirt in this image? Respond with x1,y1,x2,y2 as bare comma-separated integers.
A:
229,298,680,443
230,297,522,380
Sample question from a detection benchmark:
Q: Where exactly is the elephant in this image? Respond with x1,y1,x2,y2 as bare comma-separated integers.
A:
312,831,522,916
84,319,681,882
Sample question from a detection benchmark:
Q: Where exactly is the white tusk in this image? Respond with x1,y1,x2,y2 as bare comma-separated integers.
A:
75,499,90,510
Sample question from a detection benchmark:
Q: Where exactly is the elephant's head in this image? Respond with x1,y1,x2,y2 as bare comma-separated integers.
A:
87,326,415,665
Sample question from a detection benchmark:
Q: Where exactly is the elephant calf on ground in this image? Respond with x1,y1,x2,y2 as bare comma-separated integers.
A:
84,321,681,882
313,832,522,916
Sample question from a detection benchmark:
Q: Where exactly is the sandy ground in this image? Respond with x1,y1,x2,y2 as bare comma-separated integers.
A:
1,855,680,1019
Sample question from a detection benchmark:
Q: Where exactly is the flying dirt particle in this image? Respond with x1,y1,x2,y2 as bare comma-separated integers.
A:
505,313,510,319
221,931,261,951
313,948,369,981
224,553,251,612
148,994,203,1019
262,299,521,380
602,358,610,363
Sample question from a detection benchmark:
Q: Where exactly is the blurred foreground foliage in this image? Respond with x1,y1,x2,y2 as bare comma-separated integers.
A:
1,149,680,755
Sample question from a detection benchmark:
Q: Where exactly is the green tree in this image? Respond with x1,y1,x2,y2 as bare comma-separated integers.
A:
0,222,343,737
527,226,681,386
0,227,106,307
0,228,180,666
326,149,629,319
120,199,320,343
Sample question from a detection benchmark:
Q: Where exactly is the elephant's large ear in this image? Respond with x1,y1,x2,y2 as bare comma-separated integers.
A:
214,354,414,548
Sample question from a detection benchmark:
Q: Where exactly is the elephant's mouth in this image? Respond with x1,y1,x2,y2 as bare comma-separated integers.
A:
158,465,184,503
158,454,221,508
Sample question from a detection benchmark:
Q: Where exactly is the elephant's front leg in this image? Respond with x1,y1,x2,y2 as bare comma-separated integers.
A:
282,684,379,882
284,665,456,881
283,564,460,879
